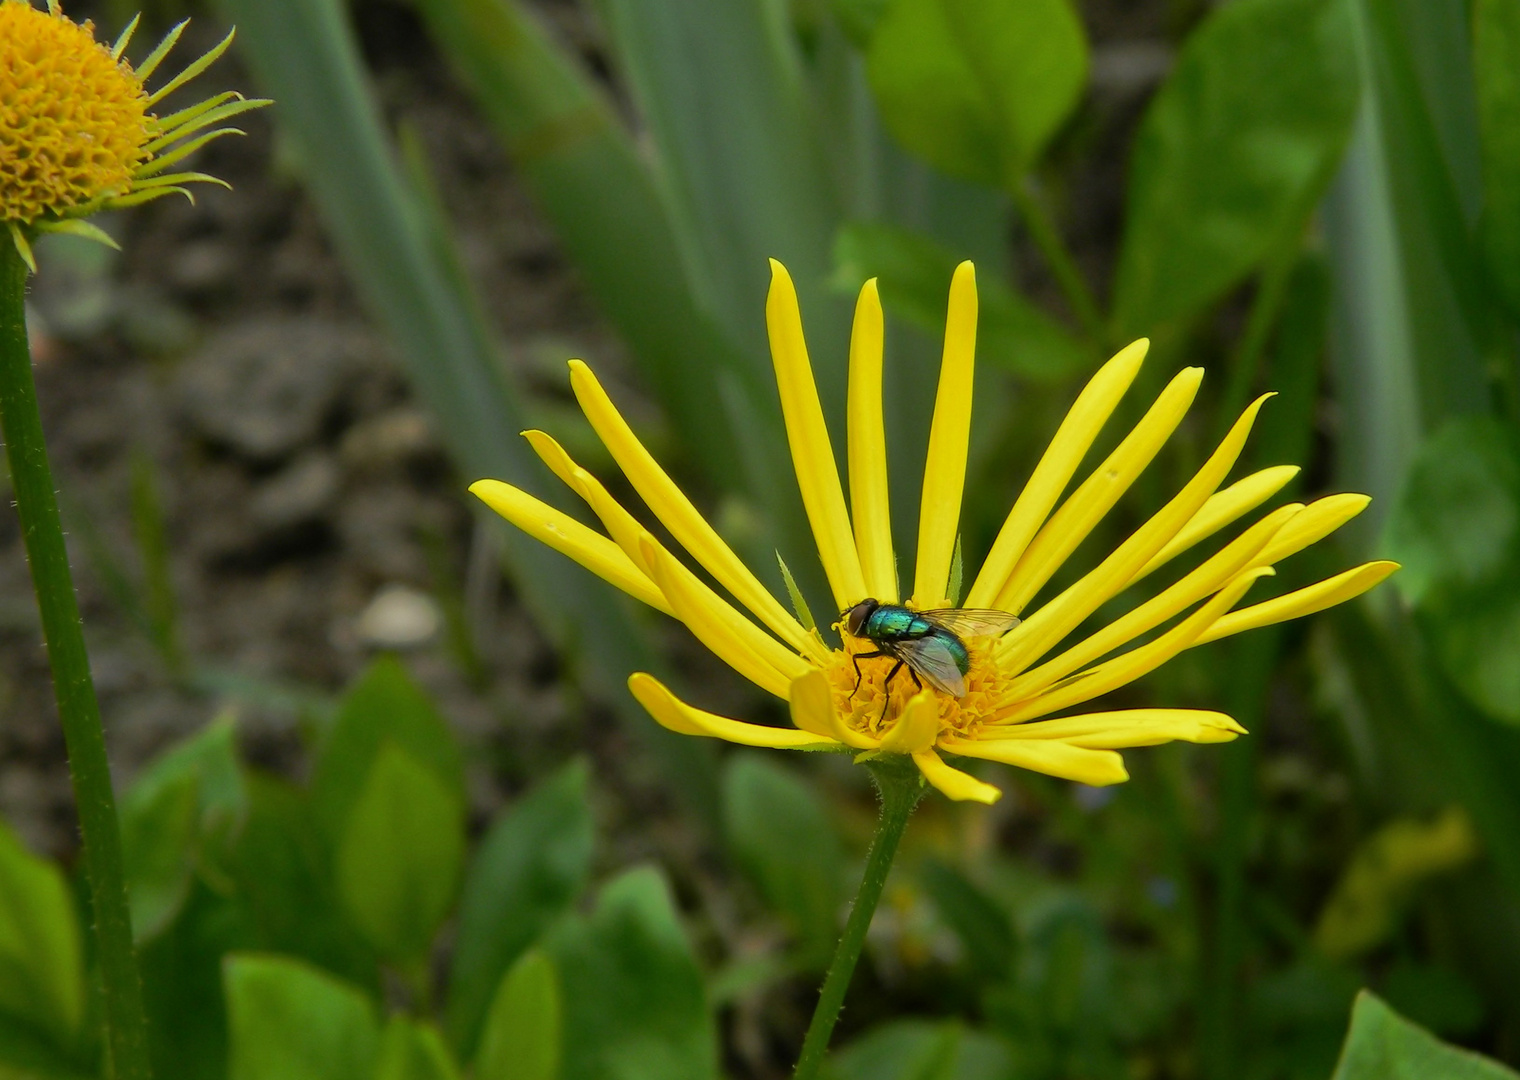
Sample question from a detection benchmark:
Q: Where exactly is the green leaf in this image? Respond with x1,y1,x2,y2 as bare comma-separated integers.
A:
917,859,1013,982
721,755,843,971
311,657,464,845
224,953,381,1080
1330,991,1520,1079
1114,0,1359,333
121,714,246,940
825,1020,1013,1080
1382,417,1520,723
446,760,593,1058
867,0,1088,186
1475,0,1520,319
546,867,717,1080
476,949,561,1080
832,222,1092,382
0,818,84,1046
336,742,466,961
228,774,376,988
376,1018,463,1080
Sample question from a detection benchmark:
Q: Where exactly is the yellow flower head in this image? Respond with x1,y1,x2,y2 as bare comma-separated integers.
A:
471,261,1397,804
0,0,269,267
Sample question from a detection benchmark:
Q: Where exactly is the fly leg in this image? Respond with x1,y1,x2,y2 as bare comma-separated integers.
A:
879,660,905,724
850,649,886,698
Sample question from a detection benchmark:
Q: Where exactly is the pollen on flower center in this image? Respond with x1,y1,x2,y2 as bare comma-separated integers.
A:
0,0,152,225
823,639,1014,742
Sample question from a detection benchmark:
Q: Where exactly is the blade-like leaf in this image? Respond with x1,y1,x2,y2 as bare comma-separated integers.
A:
1474,0,1520,319
224,954,380,1080
1331,991,1520,1079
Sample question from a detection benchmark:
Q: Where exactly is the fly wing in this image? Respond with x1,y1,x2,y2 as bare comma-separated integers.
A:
919,608,1021,640
884,636,966,697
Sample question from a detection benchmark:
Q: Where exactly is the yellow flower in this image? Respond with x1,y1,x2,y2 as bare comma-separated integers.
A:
471,260,1396,804
1,0,268,267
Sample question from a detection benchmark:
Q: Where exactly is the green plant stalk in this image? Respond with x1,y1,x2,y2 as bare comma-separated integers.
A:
793,756,924,1080
1009,178,1108,347
0,241,153,1078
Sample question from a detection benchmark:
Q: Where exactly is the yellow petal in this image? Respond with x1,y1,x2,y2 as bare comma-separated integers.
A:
847,279,897,602
996,393,1272,677
993,366,1203,614
943,739,1129,786
469,479,671,615
879,689,941,753
1002,503,1302,700
790,669,878,748
642,540,807,699
914,748,1002,803
629,674,838,749
569,359,818,657
767,261,868,610
982,709,1244,748
1132,464,1300,582
1192,561,1400,646
1256,493,1371,566
1002,567,1273,722
523,430,656,574
912,261,977,607
966,339,1148,608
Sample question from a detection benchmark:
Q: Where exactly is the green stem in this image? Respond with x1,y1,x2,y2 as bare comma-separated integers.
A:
1008,178,1108,348
793,756,924,1080
1214,243,1298,441
0,239,153,1079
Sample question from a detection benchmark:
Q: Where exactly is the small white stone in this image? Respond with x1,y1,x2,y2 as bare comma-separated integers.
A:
356,584,442,650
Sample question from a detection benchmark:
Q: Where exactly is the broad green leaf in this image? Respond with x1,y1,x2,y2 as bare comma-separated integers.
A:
446,760,593,1057
867,0,1088,186
833,222,1092,381
721,755,842,971
1382,417,1520,723
224,953,381,1080
832,0,892,45
1330,991,1519,1080
1312,807,1479,959
0,818,84,1046
476,949,561,1080
228,774,376,988
824,1020,1013,1080
1475,0,1520,318
311,657,464,845
546,867,717,1080
121,714,246,940
1114,0,1359,333
336,742,466,961
376,1018,462,1080
917,859,1014,981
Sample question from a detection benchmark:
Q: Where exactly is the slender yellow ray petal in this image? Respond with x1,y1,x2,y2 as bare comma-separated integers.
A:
847,279,897,602
1003,568,1273,722
913,262,978,607
914,749,1002,803
642,540,806,699
767,261,868,609
1133,465,1300,582
1002,504,1303,699
568,359,815,654
468,480,670,615
629,674,838,749
790,669,878,748
996,393,1272,677
944,739,1129,785
1192,562,1400,646
993,366,1204,614
879,689,941,753
1256,493,1371,566
966,339,1149,608
983,708,1243,739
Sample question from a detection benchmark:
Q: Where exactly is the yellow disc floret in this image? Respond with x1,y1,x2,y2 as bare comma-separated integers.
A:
0,0,151,225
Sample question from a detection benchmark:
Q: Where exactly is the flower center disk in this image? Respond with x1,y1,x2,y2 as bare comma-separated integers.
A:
824,639,1013,742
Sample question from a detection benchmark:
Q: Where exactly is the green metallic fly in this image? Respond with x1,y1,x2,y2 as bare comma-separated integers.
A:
842,599,1020,705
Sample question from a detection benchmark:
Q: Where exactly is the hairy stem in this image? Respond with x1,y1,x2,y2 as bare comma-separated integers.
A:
793,756,924,1080
0,238,153,1079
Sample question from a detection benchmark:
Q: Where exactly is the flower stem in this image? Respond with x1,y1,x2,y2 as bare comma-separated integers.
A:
0,239,153,1079
793,756,924,1080
1008,178,1108,349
